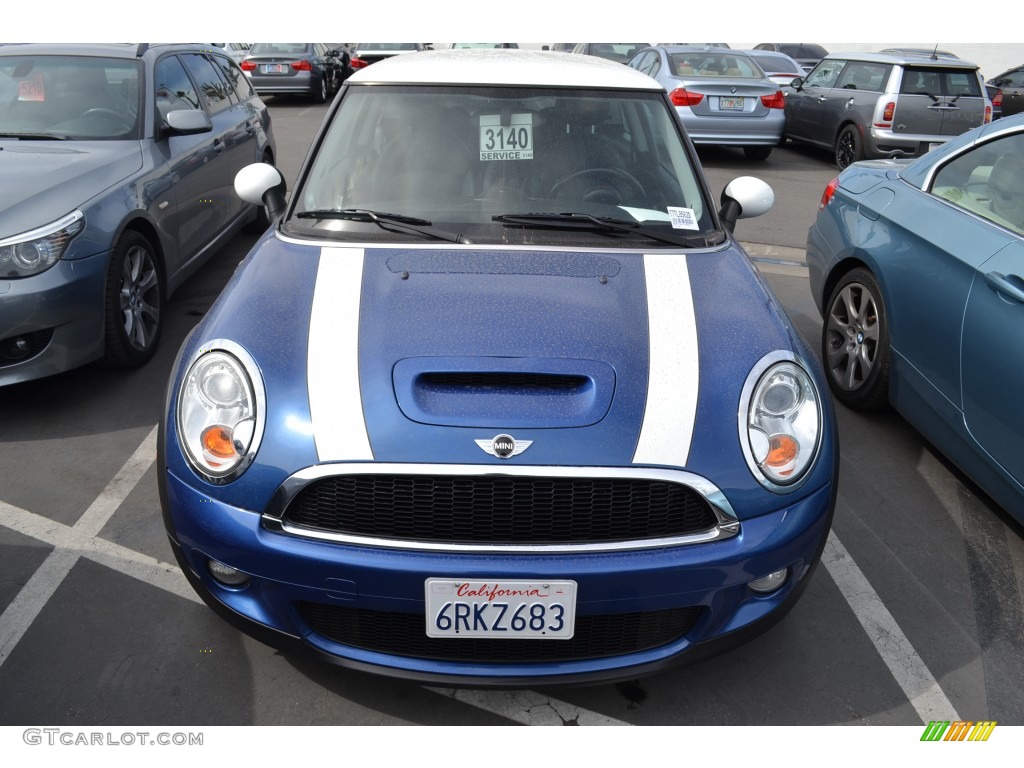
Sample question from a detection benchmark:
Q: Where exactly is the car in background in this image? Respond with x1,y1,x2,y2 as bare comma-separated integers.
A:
629,45,785,160
988,64,1024,118
571,43,648,64
448,43,519,49
741,49,804,88
785,51,991,169
160,49,838,686
0,43,276,386
546,43,577,52
206,43,251,65
241,43,346,103
350,43,427,69
753,43,828,74
806,113,1024,527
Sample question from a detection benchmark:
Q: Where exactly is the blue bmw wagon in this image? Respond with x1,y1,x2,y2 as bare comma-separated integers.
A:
159,49,838,685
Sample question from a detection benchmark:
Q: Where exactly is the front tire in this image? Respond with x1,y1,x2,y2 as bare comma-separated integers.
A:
835,124,863,170
743,146,773,161
821,267,890,409
102,230,163,368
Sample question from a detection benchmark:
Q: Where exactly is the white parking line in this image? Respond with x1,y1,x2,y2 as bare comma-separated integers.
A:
426,687,630,726
822,530,961,722
0,426,159,669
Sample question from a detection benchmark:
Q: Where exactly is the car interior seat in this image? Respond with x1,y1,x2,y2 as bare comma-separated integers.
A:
987,152,1024,231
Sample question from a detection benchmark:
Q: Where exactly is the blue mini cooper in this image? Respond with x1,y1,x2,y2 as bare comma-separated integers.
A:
159,49,838,685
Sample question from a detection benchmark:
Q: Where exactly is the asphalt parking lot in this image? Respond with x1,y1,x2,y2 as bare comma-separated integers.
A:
1,94,1023,729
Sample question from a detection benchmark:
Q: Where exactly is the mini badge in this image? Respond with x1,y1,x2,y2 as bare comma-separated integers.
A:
475,434,532,459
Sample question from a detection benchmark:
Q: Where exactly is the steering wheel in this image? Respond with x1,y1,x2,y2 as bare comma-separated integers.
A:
79,108,133,129
549,167,645,205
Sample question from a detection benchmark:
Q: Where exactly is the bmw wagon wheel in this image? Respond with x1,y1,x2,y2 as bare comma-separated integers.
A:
835,125,863,170
102,231,163,368
822,268,890,409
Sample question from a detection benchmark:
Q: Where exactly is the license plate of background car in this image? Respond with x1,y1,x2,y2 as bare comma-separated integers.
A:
719,97,744,110
425,578,577,639
264,64,285,74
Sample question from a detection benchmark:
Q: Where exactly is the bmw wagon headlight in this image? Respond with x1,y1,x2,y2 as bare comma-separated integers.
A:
741,355,822,491
177,343,266,483
0,210,84,278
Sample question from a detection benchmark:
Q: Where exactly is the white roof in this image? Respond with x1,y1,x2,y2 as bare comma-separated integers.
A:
348,49,662,91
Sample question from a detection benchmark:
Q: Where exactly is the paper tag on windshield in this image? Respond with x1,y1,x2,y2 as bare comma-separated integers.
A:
479,114,534,161
667,207,699,230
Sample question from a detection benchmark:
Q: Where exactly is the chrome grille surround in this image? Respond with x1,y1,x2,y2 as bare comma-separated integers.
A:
263,464,739,554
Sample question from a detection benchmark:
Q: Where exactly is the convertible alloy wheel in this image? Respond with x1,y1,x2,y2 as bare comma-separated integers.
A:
103,230,163,368
835,125,863,170
822,267,890,409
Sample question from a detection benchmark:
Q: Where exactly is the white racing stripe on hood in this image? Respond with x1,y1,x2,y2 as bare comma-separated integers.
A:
632,253,698,468
308,247,373,462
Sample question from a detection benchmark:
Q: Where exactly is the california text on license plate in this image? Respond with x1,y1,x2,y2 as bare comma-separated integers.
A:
425,579,577,639
720,96,743,110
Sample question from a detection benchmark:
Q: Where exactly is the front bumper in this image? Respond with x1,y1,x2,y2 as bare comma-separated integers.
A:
162,466,835,686
0,250,108,386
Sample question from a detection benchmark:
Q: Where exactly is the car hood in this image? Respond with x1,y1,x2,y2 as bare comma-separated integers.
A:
0,140,143,237
178,238,827,519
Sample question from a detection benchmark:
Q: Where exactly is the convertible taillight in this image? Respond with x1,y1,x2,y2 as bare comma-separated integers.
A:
670,87,704,107
240,60,256,71
350,57,368,69
760,90,786,109
819,177,839,209
291,59,313,71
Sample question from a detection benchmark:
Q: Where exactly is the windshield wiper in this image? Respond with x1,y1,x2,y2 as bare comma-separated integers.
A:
0,132,70,140
492,212,725,248
295,208,472,244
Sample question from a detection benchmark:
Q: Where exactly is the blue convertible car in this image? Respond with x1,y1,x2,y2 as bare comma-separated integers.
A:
159,50,838,685
807,112,1024,527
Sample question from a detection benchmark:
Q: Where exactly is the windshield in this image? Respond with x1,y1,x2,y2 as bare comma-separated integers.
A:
289,85,713,246
0,55,141,140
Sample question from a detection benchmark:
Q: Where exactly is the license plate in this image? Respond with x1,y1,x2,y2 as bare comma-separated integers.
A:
720,97,744,110
425,578,577,639
263,64,285,74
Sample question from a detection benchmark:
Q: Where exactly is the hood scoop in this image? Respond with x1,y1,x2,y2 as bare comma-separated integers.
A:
393,356,615,428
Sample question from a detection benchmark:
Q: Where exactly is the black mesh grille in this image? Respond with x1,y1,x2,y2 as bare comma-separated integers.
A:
297,603,702,662
282,474,719,544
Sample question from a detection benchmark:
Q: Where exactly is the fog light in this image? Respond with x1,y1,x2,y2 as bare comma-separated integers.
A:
749,568,788,594
207,559,250,587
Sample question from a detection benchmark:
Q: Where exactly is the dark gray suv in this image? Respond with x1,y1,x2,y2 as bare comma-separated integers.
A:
784,52,991,169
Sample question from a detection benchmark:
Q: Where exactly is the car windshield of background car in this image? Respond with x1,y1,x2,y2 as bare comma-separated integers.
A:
289,85,712,246
0,55,141,139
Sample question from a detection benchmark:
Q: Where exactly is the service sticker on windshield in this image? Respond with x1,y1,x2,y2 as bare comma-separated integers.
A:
479,114,534,161
667,206,699,230
17,74,45,102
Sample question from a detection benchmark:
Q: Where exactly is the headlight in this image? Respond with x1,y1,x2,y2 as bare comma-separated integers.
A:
0,210,85,278
740,355,822,491
177,343,266,483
